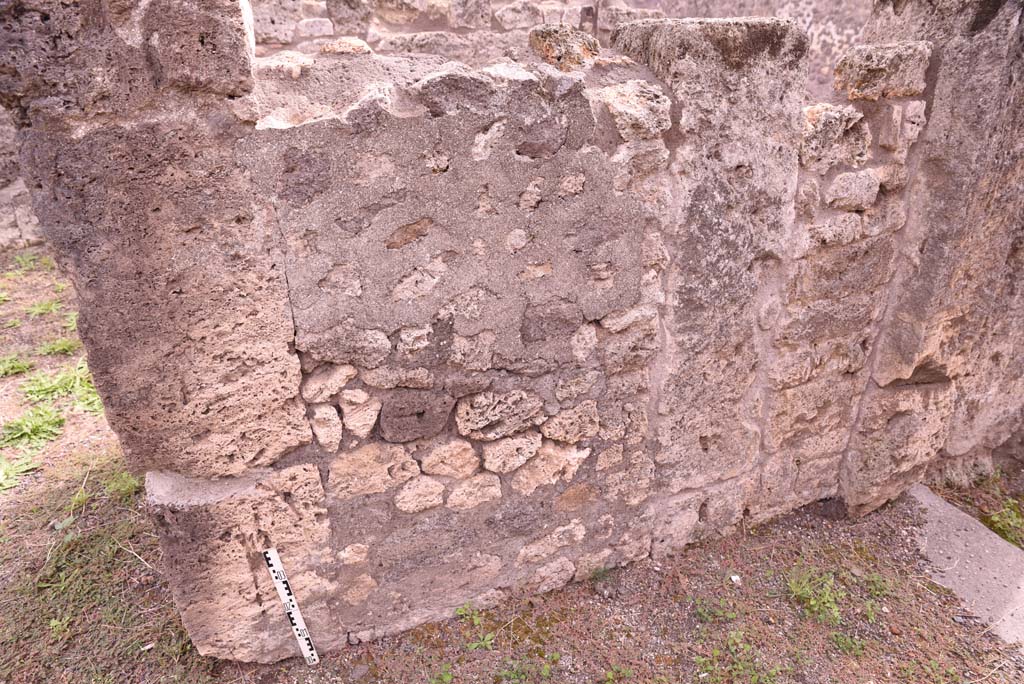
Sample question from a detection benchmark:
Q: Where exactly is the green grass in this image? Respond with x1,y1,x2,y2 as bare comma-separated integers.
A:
26,299,62,318
983,499,1023,548
0,403,65,450
829,631,865,657
694,631,781,684
0,451,212,682
62,311,78,331
21,358,103,414
3,319,21,329
787,567,845,625
13,252,38,270
428,664,454,684
0,290,9,304
0,354,33,377
0,455,40,491
694,597,738,623
36,337,82,356
102,471,141,504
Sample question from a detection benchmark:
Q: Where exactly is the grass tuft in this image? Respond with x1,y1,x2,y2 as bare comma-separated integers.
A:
0,455,40,491
62,311,78,332
103,471,141,504
21,358,103,414
0,354,33,378
0,403,65,450
36,337,82,356
787,566,844,625
984,499,1024,548
26,299,62,318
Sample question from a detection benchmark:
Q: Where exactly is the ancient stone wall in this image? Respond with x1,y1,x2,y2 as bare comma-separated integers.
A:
1,0,1020,665
249,0,870,94
0,107,40,251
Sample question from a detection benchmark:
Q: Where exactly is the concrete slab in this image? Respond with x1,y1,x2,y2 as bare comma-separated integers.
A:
909,484,1024,653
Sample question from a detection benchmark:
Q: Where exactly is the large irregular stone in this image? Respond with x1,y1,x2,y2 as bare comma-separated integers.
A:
834,41,932,101
540,400,600,444
455,391,544,441
528,24,600,71
482,430,542,473
510,441,590,496
328,443,419,499
379,389,456,442
421,439,480,478
147,465,336,661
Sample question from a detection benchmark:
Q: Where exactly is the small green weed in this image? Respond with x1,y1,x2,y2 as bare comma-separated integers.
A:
455,601,483,626
863,572,891,598
983,499,1024,548
466,630,495,651
53,282,69,293
26,299,62,317
498,653,560,682
37,337,82,356
0,291,9,304
69,486,91,512
428,663,453,684
601,665,633,682
13,252,38,270
864,599,879,624
103,471,141,503
694,630,781,684
829,631,865,657
48,615,72,640
695,597,738,623
4,319,21,329
0,354,33,377
0,455,40,491
787,567,844,625
0,403,64,451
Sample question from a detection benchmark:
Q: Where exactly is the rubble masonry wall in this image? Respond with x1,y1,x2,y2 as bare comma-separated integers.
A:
0,0,1021,663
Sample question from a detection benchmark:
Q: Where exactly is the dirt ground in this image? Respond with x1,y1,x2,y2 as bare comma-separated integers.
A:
2,245,1023,684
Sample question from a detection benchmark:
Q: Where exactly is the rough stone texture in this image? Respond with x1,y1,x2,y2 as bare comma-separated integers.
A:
3,0,1022,666
0,107,41,251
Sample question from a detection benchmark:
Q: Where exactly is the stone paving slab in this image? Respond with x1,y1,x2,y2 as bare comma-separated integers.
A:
910,484,1024,654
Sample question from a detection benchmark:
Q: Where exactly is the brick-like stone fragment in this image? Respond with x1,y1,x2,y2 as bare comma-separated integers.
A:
528,24,600,72
494,0,542,29
825,170,880,211
310,403,344,451
834,42,932,101
302,364,358,402
592,80,672,142
540,400,600,444
339,389,382,439
517,520,585,564
449,0,491,29
455,391,544,441
395,476,446,513
446,473,502,510
511,441,590,495
482,430,542,473
328,443,418,499
421,439,480,478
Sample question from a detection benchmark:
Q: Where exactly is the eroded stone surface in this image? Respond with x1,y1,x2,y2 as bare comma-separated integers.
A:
6,0,1022,665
